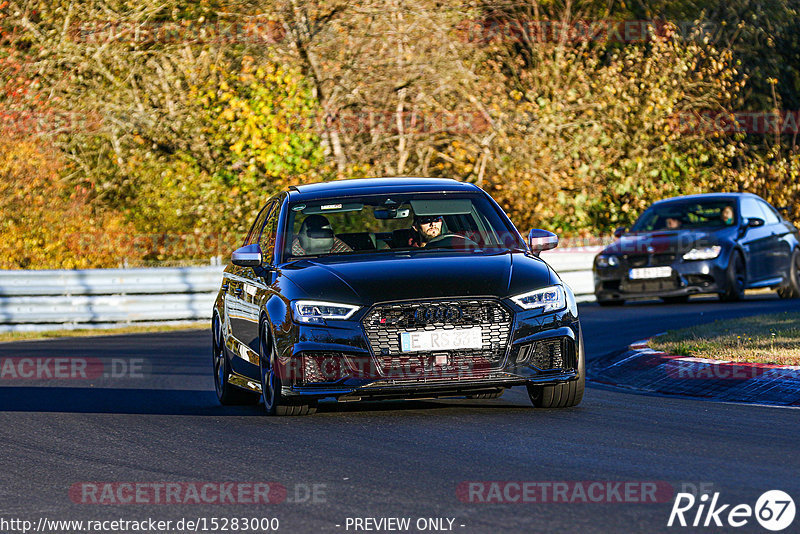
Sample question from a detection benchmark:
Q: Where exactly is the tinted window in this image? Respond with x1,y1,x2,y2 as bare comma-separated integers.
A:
259,198,282,264
244,201,274,246
631,199,738,231
740,198,764,221
757,200,781,224
284,193,523,258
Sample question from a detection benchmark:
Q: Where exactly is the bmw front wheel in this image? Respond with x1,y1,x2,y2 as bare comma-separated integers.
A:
720,252,745,302
778,248,800,299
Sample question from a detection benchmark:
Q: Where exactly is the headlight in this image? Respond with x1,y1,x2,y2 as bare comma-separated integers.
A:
682,246,722,261
291,300,360,324
510,285,566,313
596,254,619,268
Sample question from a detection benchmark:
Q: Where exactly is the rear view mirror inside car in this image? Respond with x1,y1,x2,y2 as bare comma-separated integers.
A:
374,208,411,219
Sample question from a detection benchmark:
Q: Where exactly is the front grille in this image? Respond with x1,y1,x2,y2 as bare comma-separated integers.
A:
531,339,565,370
515,338,577,371
621,279,680,293
299,352,348,384
623,253,677,267
362,299,512,377
685,274,714,287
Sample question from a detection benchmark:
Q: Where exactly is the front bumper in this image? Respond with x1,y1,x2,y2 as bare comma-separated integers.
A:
594,256,728,300
288,370,579,401
267,304,582,401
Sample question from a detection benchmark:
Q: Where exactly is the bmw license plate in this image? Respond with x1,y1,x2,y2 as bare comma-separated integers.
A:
400,327,483,352
629,266,673,280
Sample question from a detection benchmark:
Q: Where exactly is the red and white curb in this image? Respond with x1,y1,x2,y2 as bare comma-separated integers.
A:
590,338,800,406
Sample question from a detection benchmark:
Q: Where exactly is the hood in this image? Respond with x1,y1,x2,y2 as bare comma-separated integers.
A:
279,251,553,304
602,229,726,255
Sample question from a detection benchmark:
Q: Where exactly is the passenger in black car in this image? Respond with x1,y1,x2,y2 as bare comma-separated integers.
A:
291,214,352,256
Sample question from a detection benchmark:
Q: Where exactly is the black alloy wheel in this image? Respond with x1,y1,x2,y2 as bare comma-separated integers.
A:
213,313,259,405
259,318,316,416
526,333,585,408
778,248,800,299
720,252,746,302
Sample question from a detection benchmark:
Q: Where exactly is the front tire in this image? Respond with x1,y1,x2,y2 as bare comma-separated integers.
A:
720,251,745,302
527,333,585,408
212,313,259,405
777,248,800,299
259,319,316,416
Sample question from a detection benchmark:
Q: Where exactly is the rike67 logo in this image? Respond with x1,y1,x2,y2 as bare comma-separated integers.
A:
668,490,795,531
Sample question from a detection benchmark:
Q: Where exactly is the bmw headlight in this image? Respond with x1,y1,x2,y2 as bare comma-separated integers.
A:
682,246,722,261
511,285,566,313
292,300,360,324
596,254,619,268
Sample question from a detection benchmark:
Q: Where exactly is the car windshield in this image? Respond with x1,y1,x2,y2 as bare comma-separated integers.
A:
284,193,524,259
630,199,738,232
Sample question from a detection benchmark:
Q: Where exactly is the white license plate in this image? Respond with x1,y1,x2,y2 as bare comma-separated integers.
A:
629,266,673,280
400,327,483,352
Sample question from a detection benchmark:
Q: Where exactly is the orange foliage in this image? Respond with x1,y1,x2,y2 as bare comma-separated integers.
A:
0,136,142,269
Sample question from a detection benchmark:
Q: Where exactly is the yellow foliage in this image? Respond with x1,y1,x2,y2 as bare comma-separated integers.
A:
0,137,142,269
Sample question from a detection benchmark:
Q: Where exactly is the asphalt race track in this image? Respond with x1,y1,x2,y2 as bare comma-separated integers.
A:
1,295,799,534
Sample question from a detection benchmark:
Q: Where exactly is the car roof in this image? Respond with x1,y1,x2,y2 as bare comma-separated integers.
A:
651,192,761,206
286,177,480,201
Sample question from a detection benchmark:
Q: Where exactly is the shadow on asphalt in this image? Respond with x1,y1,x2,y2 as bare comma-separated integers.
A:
0,386,537,416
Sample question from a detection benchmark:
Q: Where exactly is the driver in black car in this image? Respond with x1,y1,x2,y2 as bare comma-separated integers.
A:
409,214,444,247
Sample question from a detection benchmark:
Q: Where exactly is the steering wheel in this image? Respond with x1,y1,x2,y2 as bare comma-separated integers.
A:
425,233,480,249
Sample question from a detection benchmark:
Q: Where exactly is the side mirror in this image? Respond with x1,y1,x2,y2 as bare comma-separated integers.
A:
747,217,765,228
232,243,263,267
614,227,628,238
528,229,559,256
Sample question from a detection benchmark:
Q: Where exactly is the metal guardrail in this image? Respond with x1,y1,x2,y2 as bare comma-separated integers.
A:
0,249,598,331
0,266,224,296
0,266,225,332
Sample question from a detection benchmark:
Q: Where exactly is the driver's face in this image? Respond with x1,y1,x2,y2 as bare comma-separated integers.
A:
416,216,443,240
722,206,734,222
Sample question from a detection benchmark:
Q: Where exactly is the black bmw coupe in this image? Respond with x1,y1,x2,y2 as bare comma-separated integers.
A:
212,177,584,415
594,193,800,305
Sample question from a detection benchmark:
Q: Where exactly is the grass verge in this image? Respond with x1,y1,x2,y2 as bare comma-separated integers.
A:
0,321,208,343
650,312,800,366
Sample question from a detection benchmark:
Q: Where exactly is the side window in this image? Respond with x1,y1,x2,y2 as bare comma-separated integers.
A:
757,200,780,225
244,201,274,246
259,199,283,264
740,198,763,221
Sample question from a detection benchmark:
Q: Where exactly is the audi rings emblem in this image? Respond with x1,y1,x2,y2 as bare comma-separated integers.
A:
413,305,463,324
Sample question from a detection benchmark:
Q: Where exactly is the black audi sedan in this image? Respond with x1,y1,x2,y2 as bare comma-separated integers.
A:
594,193,800,305
212,177,584,415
